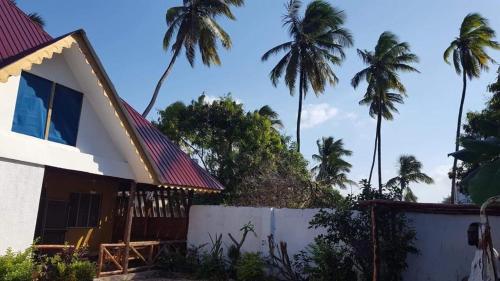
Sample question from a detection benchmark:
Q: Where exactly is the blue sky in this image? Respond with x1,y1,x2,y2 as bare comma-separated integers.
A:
18,0,500,202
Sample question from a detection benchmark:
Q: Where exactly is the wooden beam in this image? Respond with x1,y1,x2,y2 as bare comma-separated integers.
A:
371,204,379,281
122,181,136,274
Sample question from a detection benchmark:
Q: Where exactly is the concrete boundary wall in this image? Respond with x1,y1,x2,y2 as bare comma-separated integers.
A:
188,205,500,281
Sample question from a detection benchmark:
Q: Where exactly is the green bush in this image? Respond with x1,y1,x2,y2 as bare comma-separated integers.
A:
69,260,95,281
0,248,35,281
196,234,228,281
297,240,356,281
36,249,95,281
235,252,266,281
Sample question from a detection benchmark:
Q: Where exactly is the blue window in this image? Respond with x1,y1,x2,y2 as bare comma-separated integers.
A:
12,72,83,146
12,72,52,139
48,84,83,146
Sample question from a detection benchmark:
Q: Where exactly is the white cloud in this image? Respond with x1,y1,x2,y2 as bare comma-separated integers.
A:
301,103,339,129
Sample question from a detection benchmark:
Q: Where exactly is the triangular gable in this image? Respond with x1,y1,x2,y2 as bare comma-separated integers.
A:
0,30,224,192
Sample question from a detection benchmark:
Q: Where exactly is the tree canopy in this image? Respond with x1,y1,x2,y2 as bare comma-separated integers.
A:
155,94,336,207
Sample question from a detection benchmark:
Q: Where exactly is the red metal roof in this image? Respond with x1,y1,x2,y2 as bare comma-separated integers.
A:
0,0,52,64
122,101,225,191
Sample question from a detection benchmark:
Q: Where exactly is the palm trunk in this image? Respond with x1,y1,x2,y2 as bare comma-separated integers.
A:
368,123,379,185
296,71,304,152
377,90,383,194
450,71,467,204
142,47,182,117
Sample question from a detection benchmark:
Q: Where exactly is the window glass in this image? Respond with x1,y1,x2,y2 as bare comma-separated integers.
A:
12,72,52,138
67,193,101,228
48,84,83,146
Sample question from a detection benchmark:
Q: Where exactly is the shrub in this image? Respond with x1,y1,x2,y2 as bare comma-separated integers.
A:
158,245,203,274
69,260,95,281
297,240,356,281
236,252,266,281
0,248,35,281
196,234,228,281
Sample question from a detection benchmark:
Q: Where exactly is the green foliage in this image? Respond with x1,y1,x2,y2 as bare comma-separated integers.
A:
297,240,356,281
261,0,353,151
227,222,256,278
235,252,267,281
312,137,354,189
155,95,314,207
385,155,434,202
309,181,418,281
451,67,500,204
444,13,500,79
0,248,34,281
158,245,204,274
196,234,228,281
36,248,95,281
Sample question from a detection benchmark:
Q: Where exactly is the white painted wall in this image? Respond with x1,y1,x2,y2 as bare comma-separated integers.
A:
0,158,44,254
188,205,500,281
0,48,149,181
188,206,323,256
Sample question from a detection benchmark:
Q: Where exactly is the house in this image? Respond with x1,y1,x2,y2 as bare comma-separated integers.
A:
0,0,223,273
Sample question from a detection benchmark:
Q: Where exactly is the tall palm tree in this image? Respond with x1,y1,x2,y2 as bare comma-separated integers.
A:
352,32,419,193
443,13,500,203
386,155,434,202
261,0,353,152
142,0,244,117
312,137,354,189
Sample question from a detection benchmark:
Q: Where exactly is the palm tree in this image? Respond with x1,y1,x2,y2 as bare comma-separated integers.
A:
9,0,45,27
386,155,434,202
257,105,284,129
261,0,353,151
444,13,500,203
351,32,419,193
312,137,354,189
142,0,244,117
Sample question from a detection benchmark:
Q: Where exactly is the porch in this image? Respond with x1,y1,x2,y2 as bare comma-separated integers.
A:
34,166,193,277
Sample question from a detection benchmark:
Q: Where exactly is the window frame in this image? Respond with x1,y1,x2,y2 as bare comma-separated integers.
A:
12,71,83,146
67,192,102,228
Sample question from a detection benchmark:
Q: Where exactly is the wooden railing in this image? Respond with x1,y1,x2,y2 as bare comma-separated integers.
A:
96,240,185,277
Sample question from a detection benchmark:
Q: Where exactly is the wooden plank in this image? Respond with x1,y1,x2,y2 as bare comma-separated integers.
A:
174,189,182,218
166,188,175,218
154,190,161,218
159,190,168,217
130,245,147,263
123,181,136,274
103,247,123,270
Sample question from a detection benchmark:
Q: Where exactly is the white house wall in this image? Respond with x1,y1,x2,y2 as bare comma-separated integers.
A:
0,49,145,180
0,158,44,254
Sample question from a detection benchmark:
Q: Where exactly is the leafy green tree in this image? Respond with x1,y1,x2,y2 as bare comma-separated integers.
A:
352,32,419,193
155,95,314,207
386,155,434,202
450,67,500,204
443,13,500,203
261,0,353,151
143,0,244,117
312,137,354,189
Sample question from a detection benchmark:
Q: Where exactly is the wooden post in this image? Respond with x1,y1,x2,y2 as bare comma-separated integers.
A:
123,181,136,274
97,244,104,277
371,203,379,281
